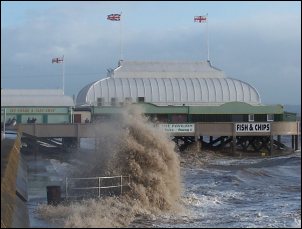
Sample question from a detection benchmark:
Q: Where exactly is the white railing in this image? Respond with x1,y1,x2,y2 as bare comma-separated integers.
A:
65,175,131,199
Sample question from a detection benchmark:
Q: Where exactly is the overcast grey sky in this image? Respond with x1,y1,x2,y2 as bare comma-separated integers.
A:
1,1,301,105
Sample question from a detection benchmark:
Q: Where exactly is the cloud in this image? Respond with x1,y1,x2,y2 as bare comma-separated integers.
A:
1,3,301,105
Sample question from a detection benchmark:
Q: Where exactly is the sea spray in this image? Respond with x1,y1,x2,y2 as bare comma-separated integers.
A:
36,105,183,227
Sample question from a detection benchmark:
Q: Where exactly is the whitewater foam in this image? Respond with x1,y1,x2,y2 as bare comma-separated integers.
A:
36,105,183,227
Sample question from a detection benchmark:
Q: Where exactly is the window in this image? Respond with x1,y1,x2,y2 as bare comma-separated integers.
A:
111,98,117,106
137,97,145,103
97,97,104,106
248,114,254,122
267,114,274,122
232,114,244,122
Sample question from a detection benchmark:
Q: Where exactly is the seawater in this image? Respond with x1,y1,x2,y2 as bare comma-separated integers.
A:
24,107,301,228
159,151,301,228
26,150,301,228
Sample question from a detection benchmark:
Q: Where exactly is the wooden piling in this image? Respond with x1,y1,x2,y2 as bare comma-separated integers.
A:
269,134,273,156
294,135,298,151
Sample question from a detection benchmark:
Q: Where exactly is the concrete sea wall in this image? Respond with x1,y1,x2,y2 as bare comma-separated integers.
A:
1,133,29,228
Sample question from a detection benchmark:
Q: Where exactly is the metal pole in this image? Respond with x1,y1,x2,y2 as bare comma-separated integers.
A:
206,13,210,61
70,107,73,124
4,108,6,137
3,108,6,139
120,12,123,60
298,121,300,150
62,55,65,95
120,175,123,195
98,177,101,198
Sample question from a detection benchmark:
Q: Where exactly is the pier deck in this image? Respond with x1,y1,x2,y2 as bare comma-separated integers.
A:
18,122,300,138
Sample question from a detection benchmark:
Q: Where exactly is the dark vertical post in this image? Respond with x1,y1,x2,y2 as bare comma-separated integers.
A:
76,123,80,149
195,136,201,153
77,138,80,149
292,135,294,150
34,137,38,161
277,135,281,149
47,186,61,205
232,123,237,156
269,135,273,156
294,135,298,151
95,138,97,152
209,136,213,143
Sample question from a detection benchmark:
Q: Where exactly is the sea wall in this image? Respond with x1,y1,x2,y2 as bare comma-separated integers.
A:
1,133,29,228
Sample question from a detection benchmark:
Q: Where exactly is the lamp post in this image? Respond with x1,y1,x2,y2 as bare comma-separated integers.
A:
2,108,6,139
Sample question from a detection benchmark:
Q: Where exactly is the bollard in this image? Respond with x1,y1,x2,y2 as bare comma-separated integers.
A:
47,186,61,206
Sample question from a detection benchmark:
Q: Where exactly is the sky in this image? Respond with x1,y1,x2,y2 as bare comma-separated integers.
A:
1,1,301,105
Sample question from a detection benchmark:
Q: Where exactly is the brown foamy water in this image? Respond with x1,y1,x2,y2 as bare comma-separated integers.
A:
36,105,183,227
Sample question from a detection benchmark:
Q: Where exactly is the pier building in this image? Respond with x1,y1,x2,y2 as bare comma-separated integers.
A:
1,61,299,154
75,60,299,154
76,60,296,123
1,89,74,124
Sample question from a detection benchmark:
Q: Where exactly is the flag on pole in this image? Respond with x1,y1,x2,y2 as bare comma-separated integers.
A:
194,15,207,23
107,13,121,21
52,57,64,64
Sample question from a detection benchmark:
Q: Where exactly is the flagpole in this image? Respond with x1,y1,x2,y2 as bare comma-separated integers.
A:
206,13,209,62
62,55,65,95
120,12,123,60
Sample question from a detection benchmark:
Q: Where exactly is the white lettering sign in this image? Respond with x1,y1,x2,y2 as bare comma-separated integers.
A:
158,123,195,133
235,123,270,132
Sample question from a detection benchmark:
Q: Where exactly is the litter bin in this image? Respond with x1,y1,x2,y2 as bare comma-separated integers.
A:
47,185,61,205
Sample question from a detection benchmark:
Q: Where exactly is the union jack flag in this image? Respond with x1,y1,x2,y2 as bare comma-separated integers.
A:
194,16,207,23
107,14,121,21
52,57,63,64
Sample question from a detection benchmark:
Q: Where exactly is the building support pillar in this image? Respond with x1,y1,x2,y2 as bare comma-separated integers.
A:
195,136,201,153
76,123,80,149
232,123,237,156
276,135,281,150
232,136,237,155
34,138,38,161
77,137,80,149
95,138,97,152
269,134,273,156
294,135,298,151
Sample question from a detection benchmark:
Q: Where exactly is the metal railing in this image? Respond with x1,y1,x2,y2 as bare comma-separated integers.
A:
65,175,131,199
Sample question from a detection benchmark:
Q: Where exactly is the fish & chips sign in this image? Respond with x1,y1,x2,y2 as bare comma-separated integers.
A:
235,123,270,133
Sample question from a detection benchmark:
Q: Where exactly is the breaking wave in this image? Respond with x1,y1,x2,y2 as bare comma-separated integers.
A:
36,105,183,227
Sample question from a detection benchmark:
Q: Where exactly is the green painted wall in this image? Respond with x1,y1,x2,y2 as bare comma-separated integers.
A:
91,102,296,122
1,106,72,124
189,102,284,114
282,112,297,121
92,102,284,115
3,107,69,114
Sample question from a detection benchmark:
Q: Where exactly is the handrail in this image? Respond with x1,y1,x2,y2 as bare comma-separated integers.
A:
65,175,131,199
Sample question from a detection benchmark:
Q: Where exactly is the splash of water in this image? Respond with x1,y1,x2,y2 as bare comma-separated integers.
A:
36,105,182,227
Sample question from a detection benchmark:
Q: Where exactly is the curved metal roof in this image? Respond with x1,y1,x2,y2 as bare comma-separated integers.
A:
2,95,75,107
1,89,64,96
109,60,225,78
76,77,261,106
1,89,74,107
